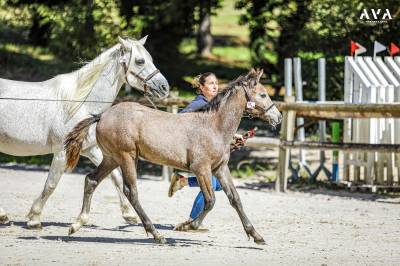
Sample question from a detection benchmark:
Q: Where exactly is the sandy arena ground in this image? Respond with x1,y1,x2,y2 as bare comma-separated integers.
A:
0,164,400,266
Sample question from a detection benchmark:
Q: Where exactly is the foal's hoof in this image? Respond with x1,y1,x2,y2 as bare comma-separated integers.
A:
173,222,190,232
68,223,81,235
155,236,167,244
123,215,138,224
0,215,9,225
254,237,266,245
26,220,42,229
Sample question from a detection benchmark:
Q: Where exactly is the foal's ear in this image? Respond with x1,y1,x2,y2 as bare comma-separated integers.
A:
256,69,264,83
246,68,257,79
118,36,130,50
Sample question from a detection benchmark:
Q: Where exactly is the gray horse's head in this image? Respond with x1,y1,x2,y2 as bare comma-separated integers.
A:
244,69,282,127
119,36,169,99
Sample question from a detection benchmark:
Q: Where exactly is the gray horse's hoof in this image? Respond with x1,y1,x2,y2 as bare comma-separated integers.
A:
26,220,42,229
0,215,9,225
254,237,266,245
123,215,138,224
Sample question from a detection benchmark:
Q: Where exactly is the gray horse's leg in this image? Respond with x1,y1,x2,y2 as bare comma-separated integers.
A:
215,165,265,244
26,150,66,229
120,153,166,244
82,146,137,223
174,165,215,231
0,207,9,224
69,156,117,235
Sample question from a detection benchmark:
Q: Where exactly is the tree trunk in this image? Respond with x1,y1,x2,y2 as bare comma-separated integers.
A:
28,8,51,46
197,2,213,57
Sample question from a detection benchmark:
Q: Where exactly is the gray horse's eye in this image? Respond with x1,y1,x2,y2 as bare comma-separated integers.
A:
135,58,145,65
259,93,267,98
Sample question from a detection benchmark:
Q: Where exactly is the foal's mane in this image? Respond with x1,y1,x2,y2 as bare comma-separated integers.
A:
195,71,257,113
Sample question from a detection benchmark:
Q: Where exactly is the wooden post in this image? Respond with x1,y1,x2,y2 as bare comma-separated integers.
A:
276,96,296,192
343,57,352,182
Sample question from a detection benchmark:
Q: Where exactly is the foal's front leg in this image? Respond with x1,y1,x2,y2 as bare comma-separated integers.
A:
120,153,166,244
174,165,215,231
215,165,265,244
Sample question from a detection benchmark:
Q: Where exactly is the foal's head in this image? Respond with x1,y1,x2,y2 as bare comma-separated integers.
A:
242,69,282,127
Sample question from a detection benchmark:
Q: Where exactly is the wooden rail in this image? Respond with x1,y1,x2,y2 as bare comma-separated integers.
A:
118,96,400,119
277,101,400,119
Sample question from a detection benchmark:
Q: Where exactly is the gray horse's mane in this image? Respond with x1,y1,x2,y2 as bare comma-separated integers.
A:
195,71,256,113
57,44,122,118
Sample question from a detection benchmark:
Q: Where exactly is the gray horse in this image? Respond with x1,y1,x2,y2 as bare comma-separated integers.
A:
0,36,169,228
64,69,281,244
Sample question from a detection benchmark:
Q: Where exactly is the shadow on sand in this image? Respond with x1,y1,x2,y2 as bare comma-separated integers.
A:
237,180,399,203
2,220,174,233
18,235,206,247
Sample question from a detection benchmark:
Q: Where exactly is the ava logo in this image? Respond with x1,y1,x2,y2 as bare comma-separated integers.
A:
360,9,393,23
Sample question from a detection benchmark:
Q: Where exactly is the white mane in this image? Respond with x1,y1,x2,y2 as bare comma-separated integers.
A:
55,44,122,118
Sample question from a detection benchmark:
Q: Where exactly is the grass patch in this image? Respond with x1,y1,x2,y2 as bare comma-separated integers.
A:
211,0,249,41
212,45,250,65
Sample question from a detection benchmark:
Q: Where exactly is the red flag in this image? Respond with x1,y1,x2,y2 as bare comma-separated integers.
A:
350,40,367,56
350,40,359,56
389,42,400,56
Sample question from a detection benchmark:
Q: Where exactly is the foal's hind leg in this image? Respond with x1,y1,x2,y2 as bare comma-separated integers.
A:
82,146,137,224
215,165,265,244
68,156,117,235
27,150,66,229
120,153,166,244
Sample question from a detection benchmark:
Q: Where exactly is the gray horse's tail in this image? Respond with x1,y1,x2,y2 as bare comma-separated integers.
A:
64,114,101,170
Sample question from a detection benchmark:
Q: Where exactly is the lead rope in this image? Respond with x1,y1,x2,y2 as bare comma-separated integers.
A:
145,94,158,110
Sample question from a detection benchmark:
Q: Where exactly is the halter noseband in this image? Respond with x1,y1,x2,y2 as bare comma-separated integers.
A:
121,49,160,95
242,86,275,118
128,69,160,95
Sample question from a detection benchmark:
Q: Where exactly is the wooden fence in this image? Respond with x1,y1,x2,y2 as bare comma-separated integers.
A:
276,96,400,192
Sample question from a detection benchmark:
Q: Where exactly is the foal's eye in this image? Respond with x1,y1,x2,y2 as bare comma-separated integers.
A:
135,58,145,65
259,93,267,98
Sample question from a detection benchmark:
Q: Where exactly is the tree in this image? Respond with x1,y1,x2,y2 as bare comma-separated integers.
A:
236,0,400,100
196,0,222,57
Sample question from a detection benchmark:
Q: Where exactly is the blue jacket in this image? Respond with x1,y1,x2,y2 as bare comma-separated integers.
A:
179,94,208,113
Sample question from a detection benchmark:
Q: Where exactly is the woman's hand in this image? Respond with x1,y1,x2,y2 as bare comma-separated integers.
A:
230,128,257,152
230,134,245,151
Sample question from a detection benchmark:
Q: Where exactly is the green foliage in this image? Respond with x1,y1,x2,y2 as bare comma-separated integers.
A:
236,0,399,100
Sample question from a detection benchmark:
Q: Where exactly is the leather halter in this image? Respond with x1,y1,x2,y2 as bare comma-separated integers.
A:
128,69,160,94
121,49,160,95
242,86,275,118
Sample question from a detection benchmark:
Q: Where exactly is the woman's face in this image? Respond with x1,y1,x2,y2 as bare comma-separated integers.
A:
200,74,218,101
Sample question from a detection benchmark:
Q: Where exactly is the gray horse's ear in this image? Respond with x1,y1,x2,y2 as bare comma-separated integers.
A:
118,36,130,49
139,35,148,45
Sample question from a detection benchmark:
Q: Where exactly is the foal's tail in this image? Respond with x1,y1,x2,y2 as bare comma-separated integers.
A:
64,114,101,170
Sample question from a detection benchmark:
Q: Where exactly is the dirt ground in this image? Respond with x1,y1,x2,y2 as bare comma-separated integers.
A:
1,164,400,266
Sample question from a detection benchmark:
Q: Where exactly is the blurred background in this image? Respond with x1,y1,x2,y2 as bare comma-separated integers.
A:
0,0,398,177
